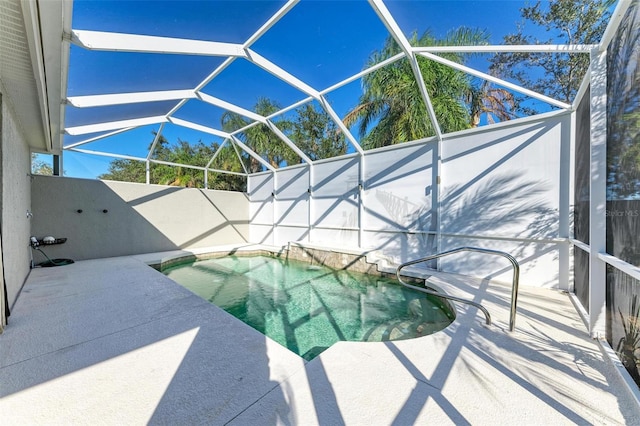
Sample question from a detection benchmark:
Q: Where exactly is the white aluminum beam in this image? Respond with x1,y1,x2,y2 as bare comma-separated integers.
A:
205,139,228,169
413,45,597,53
573,63,593,111
67,90,196,107
231,135,276,172
230,139,250,174
598,0,633,53
202,139,249,177
417,51,572,110
225,53,421,137
71,29,248,57
368,0,413,53
599,252,640,284
197,92,266,123
244,48,320,98
147,123,166,161
167,117,230,138
192,0,298,92
65,115,168,135
164,2,299,136
151,159,206,171
194,57,237,92
368,0,442,139
265,120,313,164
64,127,135,149
229,119,263,138
318,96,364,155
165,99,191,119
68,148,246,178
153,158,245,176
206,168,247,177
245,0,299,47
203,138,250,177
152,160,246,177
68,148,146,162
321,53,405,95
266,97,313,120
145,123,166,184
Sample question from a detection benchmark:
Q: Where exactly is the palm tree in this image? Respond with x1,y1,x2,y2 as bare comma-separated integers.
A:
221,97,299,171
467,80,517,127
156,140,215,187
343,27,500,149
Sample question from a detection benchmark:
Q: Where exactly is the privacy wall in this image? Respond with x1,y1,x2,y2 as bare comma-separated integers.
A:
249,112,572,288
31,176,250,261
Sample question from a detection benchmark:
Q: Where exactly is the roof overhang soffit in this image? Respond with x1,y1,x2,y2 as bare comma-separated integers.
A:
21,0,71,153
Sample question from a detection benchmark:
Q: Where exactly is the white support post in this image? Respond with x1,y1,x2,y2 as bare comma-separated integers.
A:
435,138,442,266
566,110,578,293
558,112,572,292
589,48,607,338
308,163,314,243
358,153,366,248
272,171,278,246
146,123,165,185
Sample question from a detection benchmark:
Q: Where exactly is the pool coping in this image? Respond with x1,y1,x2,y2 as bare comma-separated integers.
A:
139,241,443,284
134,241,640,411
133,242,640,417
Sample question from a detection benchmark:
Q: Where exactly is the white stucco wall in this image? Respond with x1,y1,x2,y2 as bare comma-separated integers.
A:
31,177,250,261
1,90,33,308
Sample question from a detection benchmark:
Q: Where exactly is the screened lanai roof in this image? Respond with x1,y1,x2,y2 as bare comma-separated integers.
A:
26,0,629,179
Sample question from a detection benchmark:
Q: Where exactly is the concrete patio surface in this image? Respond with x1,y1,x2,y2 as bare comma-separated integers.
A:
1,246,639,425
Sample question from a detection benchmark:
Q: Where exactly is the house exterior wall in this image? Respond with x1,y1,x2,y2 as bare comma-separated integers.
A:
0,88,33,309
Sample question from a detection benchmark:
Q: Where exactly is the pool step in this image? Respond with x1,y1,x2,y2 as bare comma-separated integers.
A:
362,320,452,342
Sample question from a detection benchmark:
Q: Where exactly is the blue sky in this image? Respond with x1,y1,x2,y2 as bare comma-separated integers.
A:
57,1,547,179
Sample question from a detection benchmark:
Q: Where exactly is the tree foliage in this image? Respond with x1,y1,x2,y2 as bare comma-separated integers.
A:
222,97,347,168
31,153,53,175
101,98,348,189
289,103,347,160
343,27,504,149
606,1,640,198
98,135,246,191
222,97,300,171
489,0,615,104
466,80,518,127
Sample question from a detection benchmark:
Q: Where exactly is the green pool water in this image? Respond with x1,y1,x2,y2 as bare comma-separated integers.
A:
163,255,454,360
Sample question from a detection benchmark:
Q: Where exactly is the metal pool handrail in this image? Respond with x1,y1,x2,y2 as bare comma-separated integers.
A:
396,247,520,331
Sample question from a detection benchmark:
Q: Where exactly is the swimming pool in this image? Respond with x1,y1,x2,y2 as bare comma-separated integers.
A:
163,255,454,360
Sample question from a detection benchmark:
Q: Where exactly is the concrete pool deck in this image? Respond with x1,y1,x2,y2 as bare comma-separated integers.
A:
1,245,639,424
